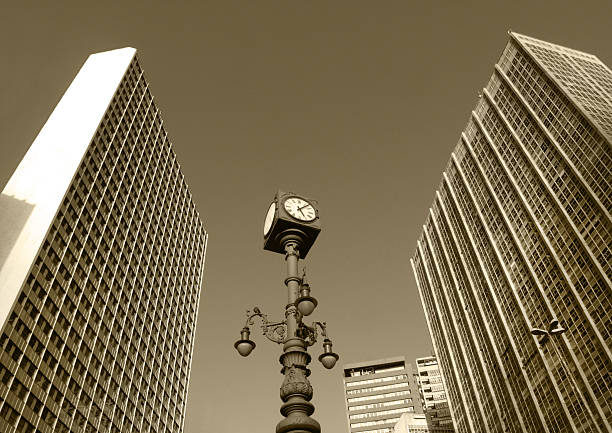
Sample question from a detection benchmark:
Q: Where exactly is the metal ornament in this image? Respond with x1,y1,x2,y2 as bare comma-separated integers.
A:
245,308,288,344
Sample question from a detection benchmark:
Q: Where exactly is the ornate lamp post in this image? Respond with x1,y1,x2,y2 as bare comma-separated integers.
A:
234,191,339,433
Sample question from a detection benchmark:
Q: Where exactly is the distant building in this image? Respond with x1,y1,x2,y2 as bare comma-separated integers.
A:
415,356,454,432
0,48,207,433
343,356,422,433
411,32,611,432
393,413,430,433
393,413,429,433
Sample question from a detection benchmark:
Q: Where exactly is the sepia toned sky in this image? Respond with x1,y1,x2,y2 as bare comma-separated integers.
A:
1,2,611,432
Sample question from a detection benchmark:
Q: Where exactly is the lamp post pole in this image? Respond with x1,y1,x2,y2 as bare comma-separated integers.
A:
234,234,338,433
277,240,319,433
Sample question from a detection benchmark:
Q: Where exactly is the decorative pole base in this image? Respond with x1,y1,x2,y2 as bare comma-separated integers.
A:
276,405,321,433
276,350,321,433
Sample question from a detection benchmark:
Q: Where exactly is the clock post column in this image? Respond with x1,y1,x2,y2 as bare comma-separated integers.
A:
234,191,339,433
276,239,320,433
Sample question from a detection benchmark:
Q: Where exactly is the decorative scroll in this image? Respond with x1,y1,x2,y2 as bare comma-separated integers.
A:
245,308,287,344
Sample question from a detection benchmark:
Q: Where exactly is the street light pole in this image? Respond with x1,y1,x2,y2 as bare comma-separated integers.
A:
277,240,319,433
234,192,338,433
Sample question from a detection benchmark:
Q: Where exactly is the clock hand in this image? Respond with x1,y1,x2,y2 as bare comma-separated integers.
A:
299,208,305,216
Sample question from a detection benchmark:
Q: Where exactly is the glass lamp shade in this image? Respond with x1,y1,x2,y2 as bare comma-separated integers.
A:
234,327,255,356
319,351,339,369
318,338,339,369
234,339,256,357
296,295,318,316
550,327,566,335
549,319,559,330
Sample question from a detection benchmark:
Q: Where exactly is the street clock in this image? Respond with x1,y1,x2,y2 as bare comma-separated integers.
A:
236,190,336,433
263,190,321,258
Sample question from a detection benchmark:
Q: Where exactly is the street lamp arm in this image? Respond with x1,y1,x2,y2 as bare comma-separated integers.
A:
298,320,329,347
244,308,287,344
313,321,328,337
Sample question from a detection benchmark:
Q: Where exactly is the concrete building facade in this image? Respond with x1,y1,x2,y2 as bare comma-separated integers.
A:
0,48,207,433
343,356,422,433
411,33,611,433
415,356,454,432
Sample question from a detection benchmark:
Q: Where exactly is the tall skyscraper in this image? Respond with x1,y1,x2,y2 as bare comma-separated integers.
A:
411,32,611,433
0,48,207,433
415,356,454,432
342,356,423,433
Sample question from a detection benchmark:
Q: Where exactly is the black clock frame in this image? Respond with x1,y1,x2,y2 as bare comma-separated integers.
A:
263,190,321,258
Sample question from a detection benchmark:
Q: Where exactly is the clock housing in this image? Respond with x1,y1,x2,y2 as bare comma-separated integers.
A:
263,190,321,258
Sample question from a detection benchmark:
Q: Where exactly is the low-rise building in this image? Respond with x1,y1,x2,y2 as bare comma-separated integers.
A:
343,356,422,433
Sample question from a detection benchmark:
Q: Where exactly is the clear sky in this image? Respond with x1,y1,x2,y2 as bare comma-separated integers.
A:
1,2,611,432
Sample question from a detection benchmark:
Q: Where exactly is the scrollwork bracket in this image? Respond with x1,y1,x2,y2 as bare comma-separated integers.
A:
297,321,328,347
245,308,287,344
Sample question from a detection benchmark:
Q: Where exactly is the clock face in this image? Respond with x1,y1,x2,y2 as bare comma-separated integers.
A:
283,197,316,222
263,202,276,236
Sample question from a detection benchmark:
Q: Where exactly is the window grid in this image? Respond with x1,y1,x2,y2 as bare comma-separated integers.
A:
413,34,611,433
346,374,408,388
474,94,611,348
430,199,524,433
0,56,206,433
460,126,608,428
485,72,611,278
498,41,611,211
348,398,413,412
412,256,469,433
347,390,412,404
521,40,612,138
421,223,497,431
447,158,573,432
